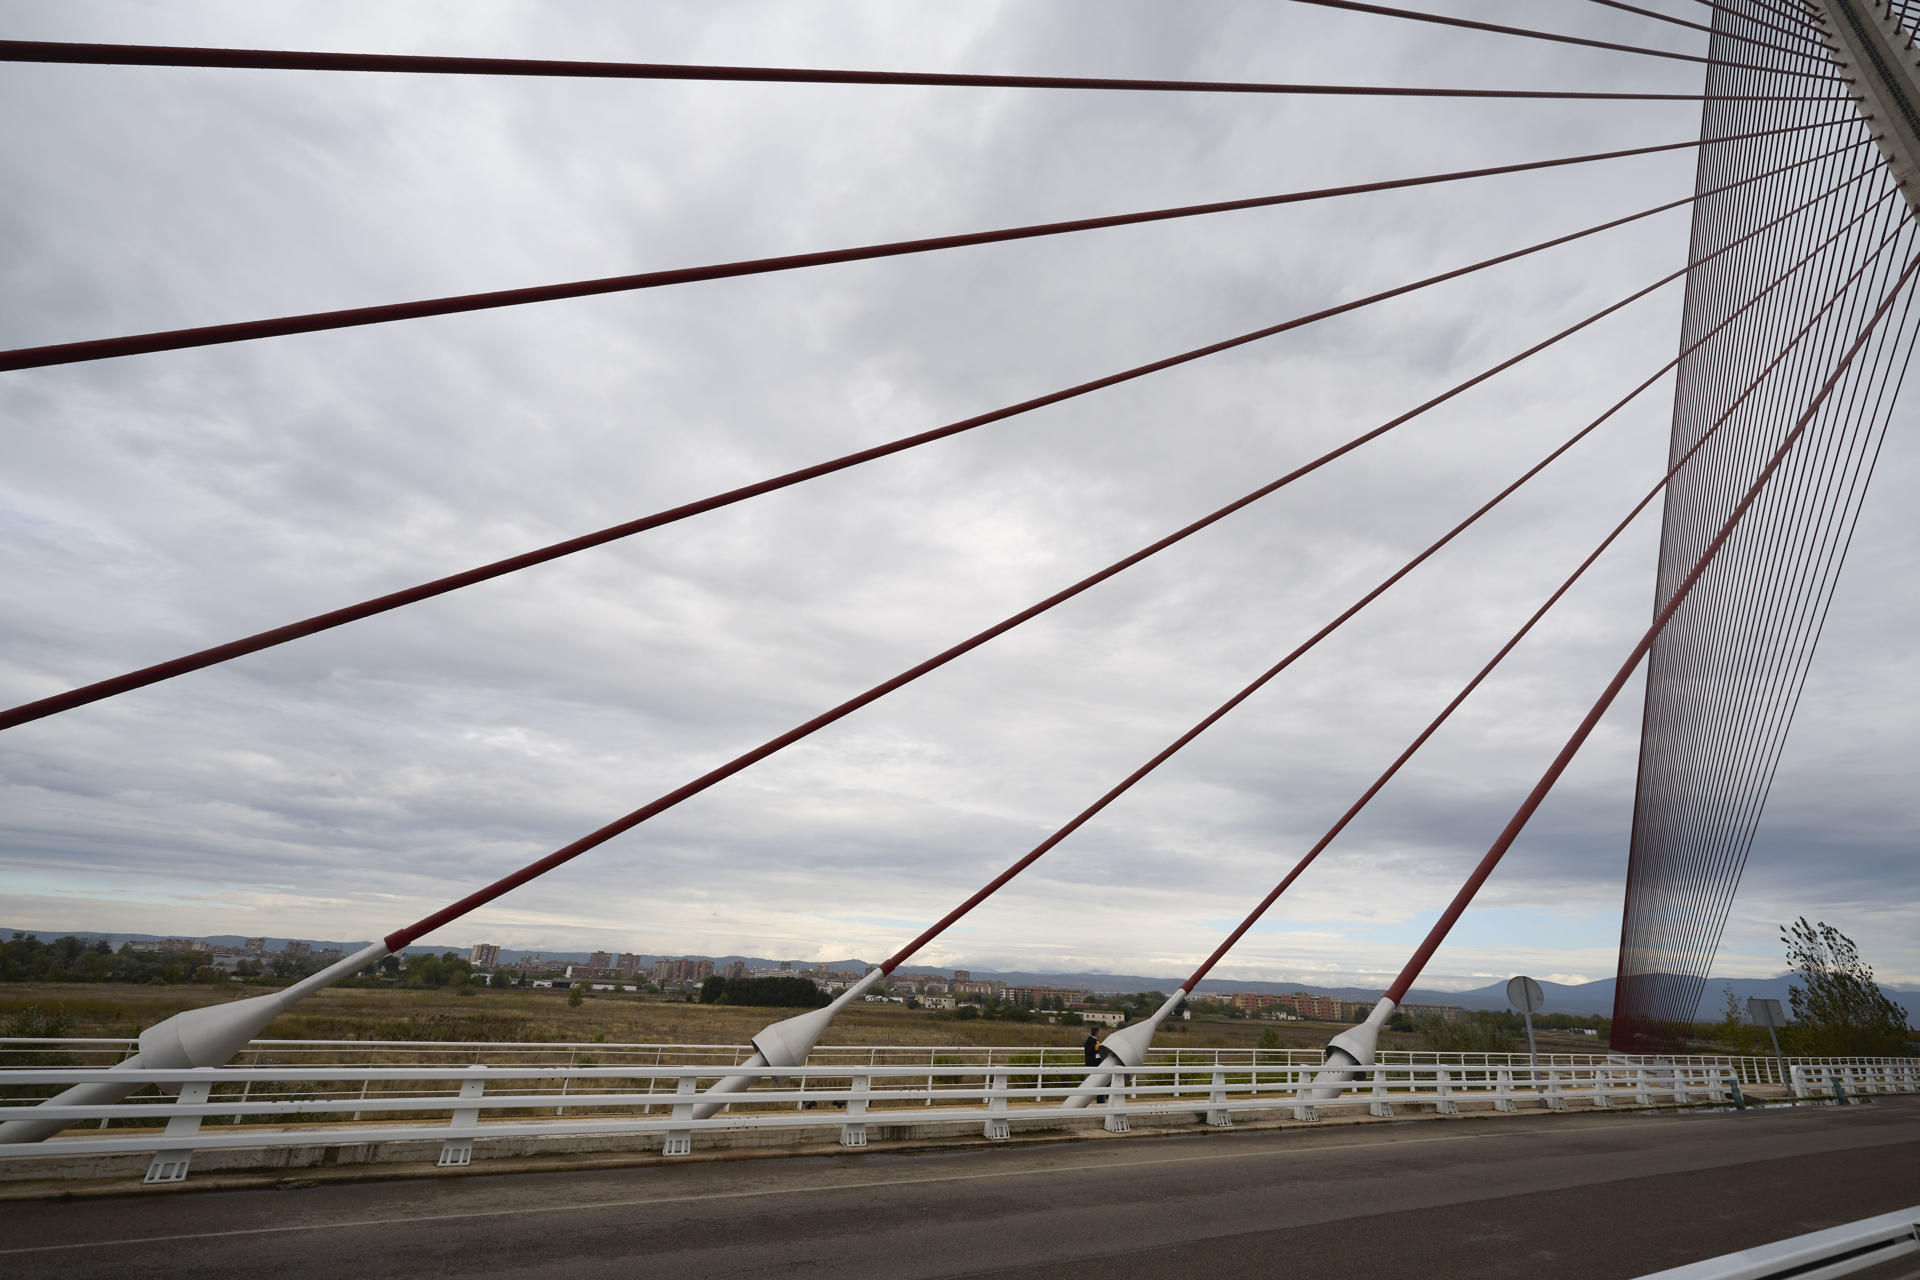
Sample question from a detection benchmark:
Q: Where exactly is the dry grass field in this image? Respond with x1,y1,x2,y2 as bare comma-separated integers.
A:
0,982,1608,1055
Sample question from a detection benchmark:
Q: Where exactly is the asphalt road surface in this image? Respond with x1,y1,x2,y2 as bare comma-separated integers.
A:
3,1098,1916,1279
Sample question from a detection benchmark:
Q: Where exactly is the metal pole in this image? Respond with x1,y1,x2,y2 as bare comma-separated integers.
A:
1523,1010,1538,1072
1766,1023,1788,1088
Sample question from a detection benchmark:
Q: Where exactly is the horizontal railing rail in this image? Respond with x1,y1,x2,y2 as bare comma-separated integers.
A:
1,1043,1912,1184
3,1035,1888,1078
1632,1203,1920,1278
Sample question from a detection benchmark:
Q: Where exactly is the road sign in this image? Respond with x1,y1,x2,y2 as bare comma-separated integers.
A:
1748,998,1789,1085
1507,975,1545,1013
1507,975,1544,1070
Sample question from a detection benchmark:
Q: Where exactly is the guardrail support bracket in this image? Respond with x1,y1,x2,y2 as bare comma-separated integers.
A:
144,1077,211,1184
664,1073,695,1155
983,1071,1010,1140
437,1066,485,1167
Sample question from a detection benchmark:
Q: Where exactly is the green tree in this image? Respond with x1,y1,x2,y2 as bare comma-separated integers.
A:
568,982,585,1008
1780,918,1912,1057
697,976,828,1008
1711,984,1762,1054
1413,1012,1517,1054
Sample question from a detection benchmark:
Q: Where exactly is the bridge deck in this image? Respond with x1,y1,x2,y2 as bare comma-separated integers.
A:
0,1096,1913,1279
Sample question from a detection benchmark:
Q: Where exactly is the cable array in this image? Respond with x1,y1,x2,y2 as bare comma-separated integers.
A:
1177,183,1908,997
0,124,1851,730
0,128,1821,374
1891,2,1920,50
1612,0,1920,1050
1,1,1914,1058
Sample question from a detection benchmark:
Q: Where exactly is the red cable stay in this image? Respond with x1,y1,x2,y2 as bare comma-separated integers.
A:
1383,246,1920,1007
0,124,1841,375
1179,198,1913,999
0,123,1853,733
380,149,1877,957
0,37,1836,96
1283,0,1841,77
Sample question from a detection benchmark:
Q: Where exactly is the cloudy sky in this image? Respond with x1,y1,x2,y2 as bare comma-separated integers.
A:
2,1,1914,996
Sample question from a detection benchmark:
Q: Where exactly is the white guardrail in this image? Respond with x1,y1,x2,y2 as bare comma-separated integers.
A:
2,1039,1914,1185
1634,1204,1920,1279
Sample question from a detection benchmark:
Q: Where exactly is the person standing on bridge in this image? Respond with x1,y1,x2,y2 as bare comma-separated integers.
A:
1083,1027,1108,1103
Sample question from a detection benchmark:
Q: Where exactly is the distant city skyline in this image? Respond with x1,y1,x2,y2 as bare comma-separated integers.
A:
15,921,1896,1014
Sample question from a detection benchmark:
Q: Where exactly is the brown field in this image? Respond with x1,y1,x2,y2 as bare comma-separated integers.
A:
0,982,1608,1054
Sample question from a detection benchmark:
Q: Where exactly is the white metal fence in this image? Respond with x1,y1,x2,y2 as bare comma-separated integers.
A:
2,1038,1913,1186
1633,1203,1920,1279
6,1034,1887,1080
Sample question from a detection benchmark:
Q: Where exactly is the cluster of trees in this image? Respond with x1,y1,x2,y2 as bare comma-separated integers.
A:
1710,919,1912,1057
1403,1012,1523,1054
0,933,327,986
0,935,516,991
392,952,480,989
698,975,829,1008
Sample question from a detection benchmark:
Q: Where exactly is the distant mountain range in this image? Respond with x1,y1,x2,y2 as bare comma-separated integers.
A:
12,928,1914,1019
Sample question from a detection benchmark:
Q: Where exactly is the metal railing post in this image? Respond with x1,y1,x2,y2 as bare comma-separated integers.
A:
438,1066,484,1167
144,1072,212,1184
1103,1067,1130,1132
1292,1065,1320,1122
984,1071,1010,1140
664,1073,696,1156
1369,1064,1393,1118
841,1074,869,1147
1207,1070,1232,1127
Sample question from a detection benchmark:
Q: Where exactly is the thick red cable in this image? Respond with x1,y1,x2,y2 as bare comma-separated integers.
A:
1622,58,1871,1014
0,38,1834,96
1644,151,1895,987
1283,0,1839,76
0,129,1856,735
1644,122,1881,969
0,123,1840,375
1670,280,1918,1017
1180,188,1902,995
1636,199,1900,1011
372,167,1855,955
1382,246,1920,1005
1676,303,1920,1019
875,161,1884,979
1659,211,1915,997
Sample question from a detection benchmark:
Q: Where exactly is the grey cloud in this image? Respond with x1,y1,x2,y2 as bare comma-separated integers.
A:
2,0,1914,991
